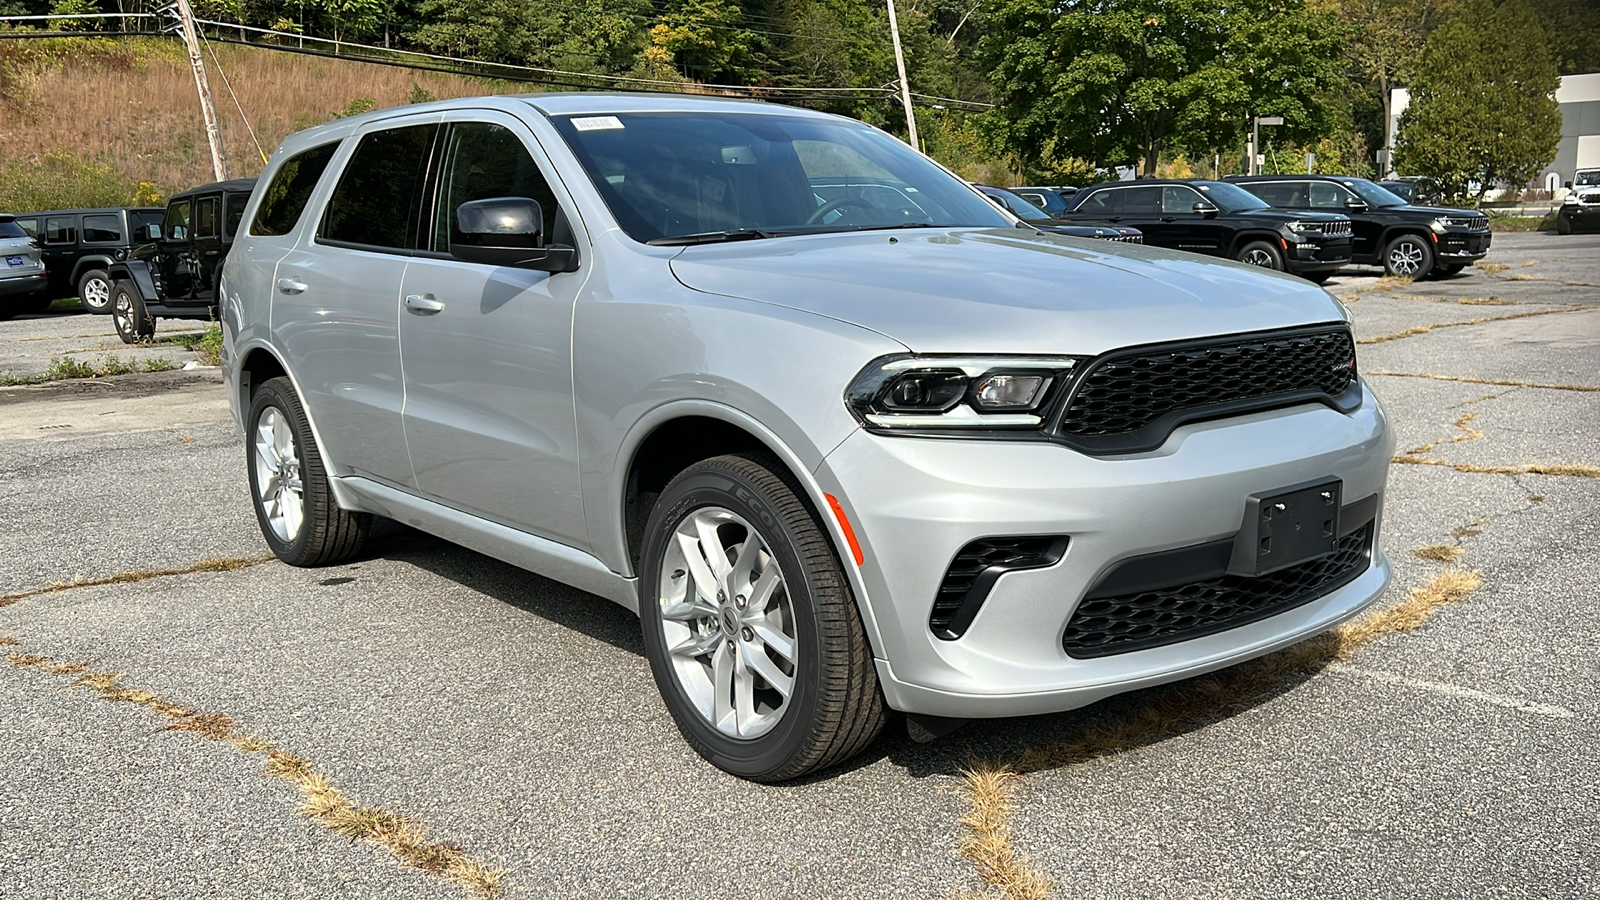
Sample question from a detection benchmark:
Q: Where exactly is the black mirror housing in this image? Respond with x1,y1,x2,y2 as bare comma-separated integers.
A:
1193,201,1219,215
450,197,578,272
1344,198,1370,211
140,223,162,241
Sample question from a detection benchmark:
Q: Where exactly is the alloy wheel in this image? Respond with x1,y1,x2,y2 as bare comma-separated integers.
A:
1241,248,1276,267
656,506,798,739
1388,242,1425,277
83,277,110,311
253,407,305,543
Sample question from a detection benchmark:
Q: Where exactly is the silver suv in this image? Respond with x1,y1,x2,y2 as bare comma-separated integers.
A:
222,94,1394,781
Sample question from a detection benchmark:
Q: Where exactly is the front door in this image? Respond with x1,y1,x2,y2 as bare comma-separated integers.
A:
397,112,590,547
160,199,196,300
192,194,222,304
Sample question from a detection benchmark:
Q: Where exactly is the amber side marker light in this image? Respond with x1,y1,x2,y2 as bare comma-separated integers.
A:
824,493,865,566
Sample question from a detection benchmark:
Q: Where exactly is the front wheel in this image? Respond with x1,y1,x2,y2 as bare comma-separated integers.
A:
638,454,887,781
1383,235,1433,279
246,377,371,566
1556,214,1572,235
1236,240,1284,271
78,268,112,313
111,280,155,343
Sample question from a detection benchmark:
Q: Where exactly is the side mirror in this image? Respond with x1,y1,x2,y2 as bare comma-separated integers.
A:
1193,201,1219,215
449,197,577,272
139,223,162,241
1344,197,1370,211
1564,181,1573,189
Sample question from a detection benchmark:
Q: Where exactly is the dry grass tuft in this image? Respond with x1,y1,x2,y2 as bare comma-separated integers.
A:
1529,494,1545,502
1406,412,1483,455
1519,259,1539,268
1336,570,1481,646
163,711,240,741
47,660,90,675
265,749,314,780
1372,275,1414,290
1474,261,1510,274
1413,545,1464,563
1455,297,1519,306
957,763,1054,900
0,636,16,646
0,555,276,608
1358,307,1580,345
8,653,50,667
1366,371,1600,392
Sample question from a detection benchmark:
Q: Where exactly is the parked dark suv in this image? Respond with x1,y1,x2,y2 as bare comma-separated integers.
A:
10,206,165,313
1226,175,1489,278
1061,180,1353,282
107,178,256,343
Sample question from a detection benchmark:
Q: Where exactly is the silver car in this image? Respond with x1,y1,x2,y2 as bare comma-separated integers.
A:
221,94,1393,781
0,214,49,318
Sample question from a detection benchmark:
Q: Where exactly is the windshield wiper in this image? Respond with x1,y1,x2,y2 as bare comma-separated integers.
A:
853,222,939,232
647,229,780,246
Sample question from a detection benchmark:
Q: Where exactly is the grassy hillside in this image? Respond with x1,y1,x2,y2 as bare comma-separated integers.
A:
0,36,522,210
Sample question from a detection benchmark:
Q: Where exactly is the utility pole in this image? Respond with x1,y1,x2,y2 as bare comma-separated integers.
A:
173,0,228,182
886,0,919,152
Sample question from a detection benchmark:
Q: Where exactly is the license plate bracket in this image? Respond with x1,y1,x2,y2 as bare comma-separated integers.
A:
5,256,22,267
1227,477,1341,577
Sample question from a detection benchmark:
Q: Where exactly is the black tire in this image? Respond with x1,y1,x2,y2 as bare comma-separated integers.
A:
21,293,54,314
246,377,371,567
0,300,19,321
1556,214,1572,235
1235,240,1284,271
638,453,887,781
1383,234,1433,279
111,280,155,344
1438,264,1466,277
1303,272,1334,285
77,268,112,313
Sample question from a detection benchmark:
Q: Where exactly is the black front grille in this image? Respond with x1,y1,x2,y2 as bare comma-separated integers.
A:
1057,328,1356,440
931,536,1067,640
1321,220,1352,236
1061,523,1373,658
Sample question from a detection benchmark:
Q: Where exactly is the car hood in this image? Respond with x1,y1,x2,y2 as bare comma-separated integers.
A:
1397,204,1482,217
667,228,1348,355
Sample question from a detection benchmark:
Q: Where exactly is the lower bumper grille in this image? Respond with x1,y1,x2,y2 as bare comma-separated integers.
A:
1061,522,1373,658
931,536,1068,640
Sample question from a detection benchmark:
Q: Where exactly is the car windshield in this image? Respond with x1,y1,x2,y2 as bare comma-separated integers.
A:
1193,181,1271,212
550,111,1009,243
1341,178,1409,207
985,188,1049,219
1576,171,1600,187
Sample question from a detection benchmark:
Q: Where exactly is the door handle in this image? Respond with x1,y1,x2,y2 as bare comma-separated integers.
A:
1109,217,1122,222
276,278,307,294
405,293,444,313
1160,216,1176,222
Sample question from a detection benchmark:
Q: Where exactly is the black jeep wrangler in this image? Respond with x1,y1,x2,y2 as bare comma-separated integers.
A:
107,178,256,343
10,206,165,313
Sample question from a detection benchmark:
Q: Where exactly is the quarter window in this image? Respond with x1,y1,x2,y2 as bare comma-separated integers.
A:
432,122,560,252
44,216,77,244
252,141,341,237
82,214,123,243
323,123,438,250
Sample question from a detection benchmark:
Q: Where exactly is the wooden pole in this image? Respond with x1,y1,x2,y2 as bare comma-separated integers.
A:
886,0,919,152
175,0,228,182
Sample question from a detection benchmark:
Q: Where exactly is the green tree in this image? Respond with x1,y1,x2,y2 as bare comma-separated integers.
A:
645,0,758,82
1527,0,1600,75
1314,0,1462,158
977,0,1346,175
1393,0,1561,201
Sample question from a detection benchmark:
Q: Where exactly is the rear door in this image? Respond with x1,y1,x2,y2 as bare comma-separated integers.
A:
273,114,441,486
396,110,590,546
1307,181,1378,258
41,215,78,292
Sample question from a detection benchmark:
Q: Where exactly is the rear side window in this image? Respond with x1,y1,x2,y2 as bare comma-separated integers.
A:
82,214,123,242
322,124,438,250
1250,182,1305,207
1121,186,1161,215
251,141,340,237
131,210,163,239
195,197,219,238
44,216,77,244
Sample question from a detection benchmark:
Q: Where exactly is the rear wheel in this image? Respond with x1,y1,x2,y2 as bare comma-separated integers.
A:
1236,240,1284,271
111,280,155,343
247,377,371,566
638,453,887,781
1383,234,1433,279
78,268,112,313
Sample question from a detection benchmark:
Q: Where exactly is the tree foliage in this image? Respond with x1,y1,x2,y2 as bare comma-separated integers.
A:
1393,0,1561,200
977,0,1347,176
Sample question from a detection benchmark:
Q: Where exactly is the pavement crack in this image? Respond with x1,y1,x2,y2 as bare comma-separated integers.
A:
1367,372,1600,392
1357,306,1584,345
3,644,505,899
0,555,276,608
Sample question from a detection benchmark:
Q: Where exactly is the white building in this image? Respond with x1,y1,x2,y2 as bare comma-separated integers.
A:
1388,71,1600,188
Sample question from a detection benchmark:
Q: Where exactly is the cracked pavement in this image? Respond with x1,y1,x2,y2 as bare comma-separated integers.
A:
2,231,1597,898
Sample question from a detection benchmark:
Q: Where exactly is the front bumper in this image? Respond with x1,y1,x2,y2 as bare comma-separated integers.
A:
818,381,1393,718
1436,229,1491,260
1284,235,1351,275
1558,206,1598,232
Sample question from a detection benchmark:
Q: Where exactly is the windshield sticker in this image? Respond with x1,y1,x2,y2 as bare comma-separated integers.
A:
702,176,726,203
571,116,625,132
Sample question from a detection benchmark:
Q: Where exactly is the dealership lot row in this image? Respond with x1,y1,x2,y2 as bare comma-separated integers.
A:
1,231,1597,898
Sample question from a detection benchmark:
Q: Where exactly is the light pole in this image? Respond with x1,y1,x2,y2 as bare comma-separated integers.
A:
1249,115,1283,176
886,0,919,152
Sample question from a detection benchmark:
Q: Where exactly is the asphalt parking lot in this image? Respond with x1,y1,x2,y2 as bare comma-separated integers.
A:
3,231,1597,899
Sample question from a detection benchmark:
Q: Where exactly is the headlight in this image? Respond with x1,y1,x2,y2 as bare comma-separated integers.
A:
1285,221,1323,234
1563,194,1579,205
846,355,1081,431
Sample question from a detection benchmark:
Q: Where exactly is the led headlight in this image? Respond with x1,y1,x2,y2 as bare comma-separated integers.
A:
846,355,1081,431
1563,193,1580,205
1285,221,1324,234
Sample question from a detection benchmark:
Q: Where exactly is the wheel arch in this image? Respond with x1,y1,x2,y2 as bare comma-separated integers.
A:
1378,224,1432,249
1227,230,1284,257
231,342,344,494
69,255,116,285
107,259,160,302
614,401,887,659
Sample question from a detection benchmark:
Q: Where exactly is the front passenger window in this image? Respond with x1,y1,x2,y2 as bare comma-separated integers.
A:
433,122,562,252
1308,182,1350,209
